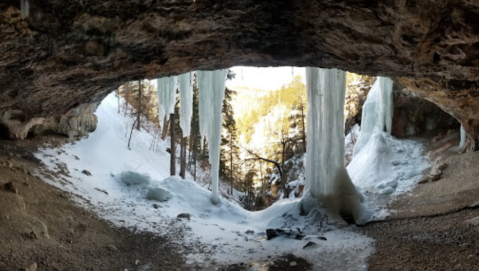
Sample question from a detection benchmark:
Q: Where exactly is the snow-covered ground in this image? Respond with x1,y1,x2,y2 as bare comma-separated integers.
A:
35,93,375,270
34,92,431,270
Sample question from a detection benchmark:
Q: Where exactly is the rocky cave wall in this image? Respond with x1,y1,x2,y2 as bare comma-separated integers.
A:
1,1,479,147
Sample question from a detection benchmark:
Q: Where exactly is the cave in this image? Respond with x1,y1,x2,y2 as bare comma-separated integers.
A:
2,1,479,270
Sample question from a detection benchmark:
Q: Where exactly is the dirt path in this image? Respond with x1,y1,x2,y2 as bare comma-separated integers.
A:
0,139,189,271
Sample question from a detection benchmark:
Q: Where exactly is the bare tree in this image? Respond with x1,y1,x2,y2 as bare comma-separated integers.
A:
170,113,176,176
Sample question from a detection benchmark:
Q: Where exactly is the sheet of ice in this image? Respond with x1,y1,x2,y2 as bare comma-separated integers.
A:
34,93,374,270
179,72,193,137
354,77,393,156
305,67,371,224
157,76,178,125
197,69,228,204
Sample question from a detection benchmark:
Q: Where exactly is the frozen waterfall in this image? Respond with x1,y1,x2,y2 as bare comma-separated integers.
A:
179,72,193,137
303,67,371,224
353,77,393,156
197,69,229,204
157,76,178,127
459,125,466,149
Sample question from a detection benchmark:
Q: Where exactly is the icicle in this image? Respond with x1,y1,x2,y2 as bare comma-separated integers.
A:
304,67,371,224
353,77,393,156
156,76,178,127
197,69,229,204
459,125,466,149
20,0,29,19
179,72,193,137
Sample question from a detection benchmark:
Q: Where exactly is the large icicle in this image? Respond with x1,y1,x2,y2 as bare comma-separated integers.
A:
157,76,178,127
353,77,393,156
197,69,229,204
459,125,466,149
178,72,193,137
21,0,29,19
304,67,371,224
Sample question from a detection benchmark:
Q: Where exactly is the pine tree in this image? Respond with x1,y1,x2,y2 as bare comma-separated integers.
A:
220,87,240,194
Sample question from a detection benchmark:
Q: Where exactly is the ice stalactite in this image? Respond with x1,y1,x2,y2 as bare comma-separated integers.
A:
353,77,393,156
21,0,29,19
179,72,193,137
303,67,371,224
459,125,466,149
157,76,178,127
197,69,229,204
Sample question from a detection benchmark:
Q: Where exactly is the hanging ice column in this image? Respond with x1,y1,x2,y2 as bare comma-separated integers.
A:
21,0,29,19
353,77,394,156
178,72,193,137
304,67,371,224
459,125,466,149
157,76,178,127
197,69,229,204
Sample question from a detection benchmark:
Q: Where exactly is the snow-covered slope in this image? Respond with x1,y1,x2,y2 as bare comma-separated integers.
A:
35,93,373,270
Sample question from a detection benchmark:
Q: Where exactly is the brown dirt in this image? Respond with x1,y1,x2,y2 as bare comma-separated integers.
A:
361,139,479,271
0,138,189,271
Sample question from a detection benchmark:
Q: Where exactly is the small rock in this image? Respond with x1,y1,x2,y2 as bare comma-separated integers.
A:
26,262,37,271
81,170,92,176
303,241,318,249
74,155,80,160
107,245,118,252
152,204,160,209
318,236,327,241
135,259,140,265
290,261,297,267
177,213,191,220
245,230,255,234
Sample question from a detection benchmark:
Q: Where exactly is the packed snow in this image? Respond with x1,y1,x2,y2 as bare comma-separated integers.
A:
35,92,374,270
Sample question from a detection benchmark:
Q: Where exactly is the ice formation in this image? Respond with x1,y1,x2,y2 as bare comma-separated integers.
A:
156,76,178,126
178,72,194,137
21,0,29,19
353,77,393,156
459,125,466,149
304,67,371,224
197,69,229,204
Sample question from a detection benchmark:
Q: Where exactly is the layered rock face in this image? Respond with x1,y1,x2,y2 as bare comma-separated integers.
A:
1,1,479,146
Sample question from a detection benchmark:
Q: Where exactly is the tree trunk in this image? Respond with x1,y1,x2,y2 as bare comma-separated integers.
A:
193,134,197,181
229,133,233,195
300,103,306,152
161,115,169,140
180,132,186,179
136,80,142,131
128,118,138,150
170,113,176,176
281,141,289,198
124,83,130,117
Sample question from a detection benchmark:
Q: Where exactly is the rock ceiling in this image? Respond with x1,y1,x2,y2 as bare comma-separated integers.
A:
1,0,479,146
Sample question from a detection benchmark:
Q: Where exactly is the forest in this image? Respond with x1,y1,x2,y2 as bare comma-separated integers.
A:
116,71,372,211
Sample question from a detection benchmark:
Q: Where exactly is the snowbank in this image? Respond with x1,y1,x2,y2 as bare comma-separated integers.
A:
35,93,373,270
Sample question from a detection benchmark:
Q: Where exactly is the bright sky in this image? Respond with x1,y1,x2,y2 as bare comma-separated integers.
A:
226,66,306,91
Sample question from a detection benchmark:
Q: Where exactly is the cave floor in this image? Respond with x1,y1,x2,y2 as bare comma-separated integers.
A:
2,135,479,271
360,144,479,271
0,138,190,271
